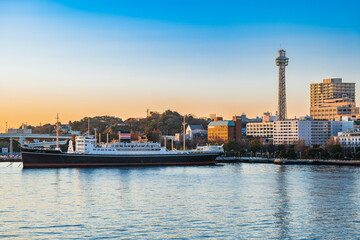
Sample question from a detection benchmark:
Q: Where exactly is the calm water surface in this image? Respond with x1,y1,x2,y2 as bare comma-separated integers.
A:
1,162,360,239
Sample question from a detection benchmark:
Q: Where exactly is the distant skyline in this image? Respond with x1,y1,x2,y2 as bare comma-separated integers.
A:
0,0,359,129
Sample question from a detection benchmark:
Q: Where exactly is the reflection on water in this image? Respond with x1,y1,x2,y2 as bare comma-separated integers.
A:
273,165,290,239
1,163,360,239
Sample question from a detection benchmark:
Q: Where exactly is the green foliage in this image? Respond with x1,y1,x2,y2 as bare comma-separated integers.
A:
287,145,297,159
334,152,344,160
223,141,246,156
248,139,262,153
32,124,56,134
146,129,161,142
354,151,360,160
71,116,124,134
330,144,342,154
223,141,241,152
305,147,329,159
279,150,287,159
125,110,208,141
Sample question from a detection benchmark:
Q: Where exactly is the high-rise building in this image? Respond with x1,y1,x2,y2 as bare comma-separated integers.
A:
310,78,355,107
275,49,289,121
310,78,359,120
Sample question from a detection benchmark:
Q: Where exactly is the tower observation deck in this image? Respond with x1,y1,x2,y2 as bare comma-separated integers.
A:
275,49,289,121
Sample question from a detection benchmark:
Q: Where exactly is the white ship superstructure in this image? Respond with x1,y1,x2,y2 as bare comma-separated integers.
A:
73,136,223,155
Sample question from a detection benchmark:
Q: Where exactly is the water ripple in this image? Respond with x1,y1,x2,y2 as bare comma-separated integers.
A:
1,162,360,238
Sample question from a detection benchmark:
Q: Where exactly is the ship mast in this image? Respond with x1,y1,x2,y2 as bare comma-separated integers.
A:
183,115,186,150
88,118,90,137
56,113,59,150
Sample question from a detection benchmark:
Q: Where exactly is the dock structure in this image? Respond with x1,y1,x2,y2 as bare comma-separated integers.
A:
217,157,360,166
0,133,73,156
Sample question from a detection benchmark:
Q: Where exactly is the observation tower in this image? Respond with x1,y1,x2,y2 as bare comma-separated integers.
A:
275,49,289,121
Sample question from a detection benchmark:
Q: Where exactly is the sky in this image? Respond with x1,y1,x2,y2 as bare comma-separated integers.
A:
0,0,360,129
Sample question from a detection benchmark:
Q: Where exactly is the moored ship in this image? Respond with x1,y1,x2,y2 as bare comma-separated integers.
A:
21,135,223,168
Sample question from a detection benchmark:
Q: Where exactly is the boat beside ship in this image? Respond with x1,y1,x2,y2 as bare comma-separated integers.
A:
21,135,223,168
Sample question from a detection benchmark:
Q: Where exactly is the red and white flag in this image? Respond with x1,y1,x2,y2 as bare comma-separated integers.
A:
120,133,131,139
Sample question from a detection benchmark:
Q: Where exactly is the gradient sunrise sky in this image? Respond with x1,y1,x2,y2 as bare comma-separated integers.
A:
0,0,359,129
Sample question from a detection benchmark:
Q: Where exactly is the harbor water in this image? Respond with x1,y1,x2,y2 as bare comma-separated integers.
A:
1,162,360,239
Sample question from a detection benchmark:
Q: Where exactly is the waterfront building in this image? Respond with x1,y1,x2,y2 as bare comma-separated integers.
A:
208,116,242,143
7,128,32,134
335,129,360,152
330,116,354,136
174,133,190,142
310,97,359,121
310,78,359,120
273,116,353,146
246,112,276,139
185,125,207,140
241,113,262,135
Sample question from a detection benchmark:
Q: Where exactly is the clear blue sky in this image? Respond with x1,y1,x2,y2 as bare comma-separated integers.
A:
0,0,359,127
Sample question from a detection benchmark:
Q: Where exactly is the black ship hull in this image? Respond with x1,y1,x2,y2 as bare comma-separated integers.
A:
21,148,219,168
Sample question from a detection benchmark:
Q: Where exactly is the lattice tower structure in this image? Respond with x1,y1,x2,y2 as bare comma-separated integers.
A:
275,49,289,121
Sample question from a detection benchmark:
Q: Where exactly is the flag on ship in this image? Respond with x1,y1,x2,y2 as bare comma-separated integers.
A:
120,133,131,140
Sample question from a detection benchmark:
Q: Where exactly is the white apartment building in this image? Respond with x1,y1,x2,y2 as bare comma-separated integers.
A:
335,129,360,151
273,117,352,146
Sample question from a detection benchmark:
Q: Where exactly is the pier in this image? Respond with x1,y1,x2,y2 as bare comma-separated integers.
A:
0,133,73,156
216,157,360,166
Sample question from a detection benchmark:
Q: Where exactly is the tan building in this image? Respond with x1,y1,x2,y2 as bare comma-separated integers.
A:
310,78,359,120
310,78,355,107
310,98,359,121
208,116,242,143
